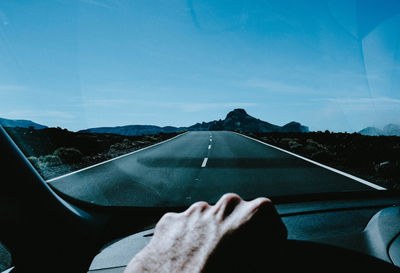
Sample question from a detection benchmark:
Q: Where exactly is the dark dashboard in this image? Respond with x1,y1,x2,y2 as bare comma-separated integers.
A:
88,195,400,272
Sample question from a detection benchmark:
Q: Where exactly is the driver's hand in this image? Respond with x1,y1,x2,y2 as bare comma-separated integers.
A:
124,193,287,273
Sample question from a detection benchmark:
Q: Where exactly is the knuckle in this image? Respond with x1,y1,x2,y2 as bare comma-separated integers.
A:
247,197,272,213
194,201,209,208
155,212,179,232
222,192,241,200
254,197,272,207
223,193,242,205
187,201,209,213
218,193,242,220
219,193,242,205
160,212,178,222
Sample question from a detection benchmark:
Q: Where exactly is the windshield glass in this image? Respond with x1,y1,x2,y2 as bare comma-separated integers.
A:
1,0,399,206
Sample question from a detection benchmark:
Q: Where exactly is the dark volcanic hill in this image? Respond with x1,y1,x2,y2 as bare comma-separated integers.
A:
188,109,308,133
80,109,309,135
0,117,47,129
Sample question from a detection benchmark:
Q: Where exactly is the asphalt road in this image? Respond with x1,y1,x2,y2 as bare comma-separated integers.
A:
50,131,376,206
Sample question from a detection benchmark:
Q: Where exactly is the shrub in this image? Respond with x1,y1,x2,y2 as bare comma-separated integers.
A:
53,147,83,164
39,154,62,167
27,156,39,167
109,143,123,153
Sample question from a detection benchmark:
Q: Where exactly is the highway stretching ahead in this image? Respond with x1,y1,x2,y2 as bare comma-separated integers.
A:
50,131,381,206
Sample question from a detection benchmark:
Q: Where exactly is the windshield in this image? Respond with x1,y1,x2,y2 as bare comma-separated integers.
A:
1,0,399,206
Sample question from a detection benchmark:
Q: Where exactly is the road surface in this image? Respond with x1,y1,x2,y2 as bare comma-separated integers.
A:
50,131,377,206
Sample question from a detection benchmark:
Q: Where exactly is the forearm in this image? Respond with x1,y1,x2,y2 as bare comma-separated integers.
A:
124,242,209,273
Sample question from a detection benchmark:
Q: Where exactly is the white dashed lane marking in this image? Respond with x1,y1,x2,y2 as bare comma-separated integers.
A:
202,133,212,168
201,157,208,168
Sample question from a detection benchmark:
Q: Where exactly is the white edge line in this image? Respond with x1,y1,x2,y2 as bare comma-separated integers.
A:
234,132,386,191
201,157,208,168
46,132,189,183
208,145,211,149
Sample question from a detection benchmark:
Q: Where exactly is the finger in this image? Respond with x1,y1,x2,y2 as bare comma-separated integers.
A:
203,198,284,273
220,197,272,230
236,197,272,223
184,201,210,216
212,193,242,219
246,197,272,214
240,197,287,241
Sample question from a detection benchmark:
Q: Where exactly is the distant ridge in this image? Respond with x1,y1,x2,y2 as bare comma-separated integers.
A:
79,125,186,136
383,124,400,136
359,124,400,136
358,127,383,136
0,117,47,130
79,109,309,136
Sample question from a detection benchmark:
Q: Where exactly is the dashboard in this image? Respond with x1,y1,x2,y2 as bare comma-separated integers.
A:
88,196,400,272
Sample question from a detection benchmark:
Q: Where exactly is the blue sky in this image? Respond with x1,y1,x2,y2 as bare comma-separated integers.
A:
0,0,400,132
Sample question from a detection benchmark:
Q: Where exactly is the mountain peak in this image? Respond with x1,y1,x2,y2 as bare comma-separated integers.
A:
225,108,249,119
383,124,400,136
359,124,400,136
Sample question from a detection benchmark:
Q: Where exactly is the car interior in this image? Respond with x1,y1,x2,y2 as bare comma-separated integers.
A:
1,1,400,272
2,126,400,273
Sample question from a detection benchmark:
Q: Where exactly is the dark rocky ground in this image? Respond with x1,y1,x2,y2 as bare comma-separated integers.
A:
240,131,400,190
5,127,183,180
